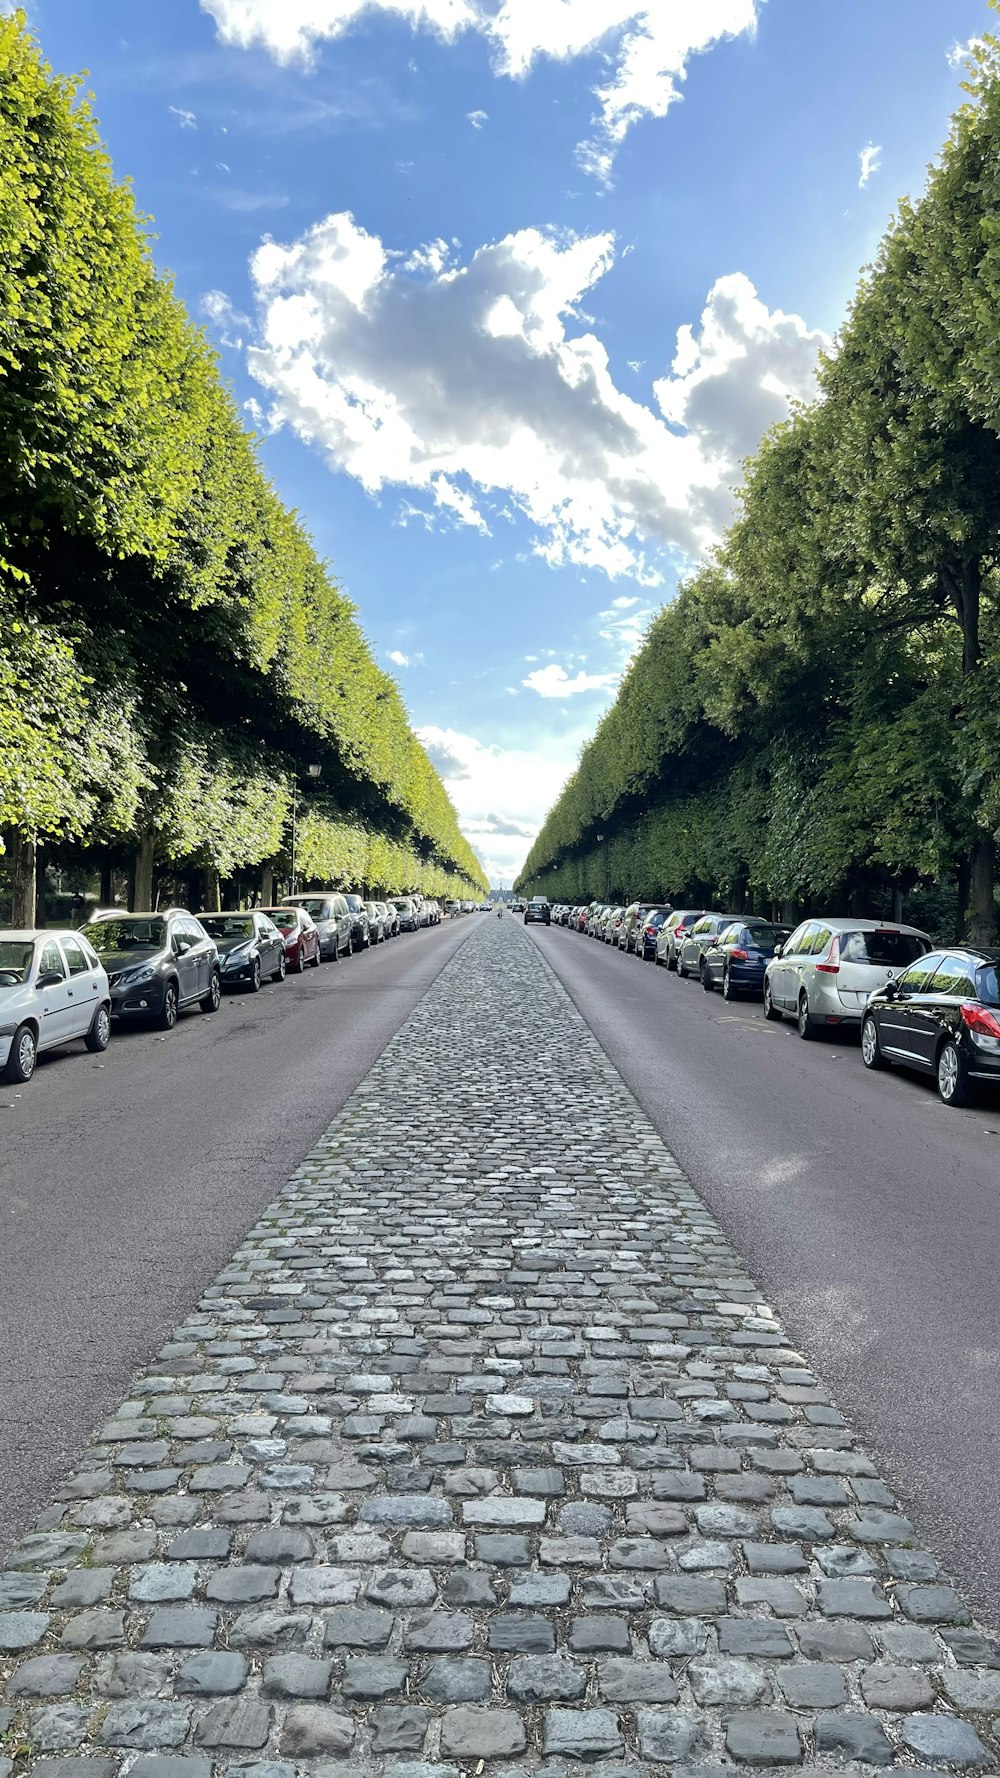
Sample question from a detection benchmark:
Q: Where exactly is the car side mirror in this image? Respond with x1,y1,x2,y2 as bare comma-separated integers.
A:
36,970,64,989
174,937,190,955
884,976,898,1000
772,944,784,959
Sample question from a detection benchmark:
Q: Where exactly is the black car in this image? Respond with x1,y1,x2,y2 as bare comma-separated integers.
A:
702,920,791,999
200,912,286,992
862,946,1000,1107
344,893,370,951
81,908,221,1029
632,905,672,960
524,897,551,925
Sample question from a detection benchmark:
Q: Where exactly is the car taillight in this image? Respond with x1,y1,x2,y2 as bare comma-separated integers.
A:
729,948,748,961
816,937,840,974
961,1003,1000,1040
645,925,656,935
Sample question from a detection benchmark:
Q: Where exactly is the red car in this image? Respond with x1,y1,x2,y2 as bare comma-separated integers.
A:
259,906,320,973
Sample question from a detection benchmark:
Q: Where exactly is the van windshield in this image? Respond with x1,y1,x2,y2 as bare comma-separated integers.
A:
839,931,928,967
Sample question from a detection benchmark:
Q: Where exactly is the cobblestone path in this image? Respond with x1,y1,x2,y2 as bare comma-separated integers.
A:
2,915,999,1778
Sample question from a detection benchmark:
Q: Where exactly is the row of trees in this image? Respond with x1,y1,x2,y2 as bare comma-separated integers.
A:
0,14,486,924
518,31,1000,943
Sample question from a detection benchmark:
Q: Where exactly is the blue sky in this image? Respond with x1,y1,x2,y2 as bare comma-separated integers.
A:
29,0,992,882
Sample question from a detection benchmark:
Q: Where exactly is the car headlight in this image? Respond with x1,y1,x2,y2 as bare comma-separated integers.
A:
222,944,252,968
122,964,157,986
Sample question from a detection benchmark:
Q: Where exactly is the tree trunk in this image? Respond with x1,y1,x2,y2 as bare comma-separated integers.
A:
204,865,221,913
892,886,904,923
100,860,114,907
4,828,37,927
260,863,274,906
133,833,155,911
34,844,47,926
969,835,997,946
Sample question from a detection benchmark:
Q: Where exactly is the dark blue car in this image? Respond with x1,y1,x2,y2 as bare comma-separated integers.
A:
702,920,791,1000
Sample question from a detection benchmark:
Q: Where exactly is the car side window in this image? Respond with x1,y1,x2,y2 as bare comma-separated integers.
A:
929,954,977,998
183,919,206,946
806,925,832,955
39,940,66,980
782,924,808,956
896,953,943,993
61,937,91,976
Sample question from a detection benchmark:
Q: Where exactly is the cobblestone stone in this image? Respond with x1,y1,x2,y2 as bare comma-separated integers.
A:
1,917,997,1776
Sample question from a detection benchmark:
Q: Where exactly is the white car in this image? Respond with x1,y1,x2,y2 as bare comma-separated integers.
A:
0,929,112,1083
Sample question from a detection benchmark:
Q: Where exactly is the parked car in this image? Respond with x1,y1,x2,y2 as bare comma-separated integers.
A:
0,929,111,1083
200,911,286,991
419,900,441,927
676,913,733,980
394,897,419,931
259,906,321,972
656,910,707,969
617,902,644,951
701,919,791,998
764,918,932,1038
587,904,611,937
365,901,386,943
604,907,626,944
861,946,1000,1106
634,905,673,961
82,908,221,1028
524,897,551,926
283,892,353,960
344,893,370,951
381,901,399,938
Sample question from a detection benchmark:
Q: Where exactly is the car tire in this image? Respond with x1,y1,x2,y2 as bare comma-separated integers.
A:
292,949,306,973
763,979,782,1021
702,962,715,992
157,980,179,1030
796,992,815,1040
861,1015,886,1070
201,971,221,1014
4,1022,37,1083
85,1004,112,1052
310,945,321,968
248,958,262,994
272,952,286,983
722,967,736,1001
938,1039,973,1107
667,953,677,972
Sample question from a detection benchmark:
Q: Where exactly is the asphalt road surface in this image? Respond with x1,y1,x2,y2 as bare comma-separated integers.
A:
531,922,1000,1633
0,917,474,1563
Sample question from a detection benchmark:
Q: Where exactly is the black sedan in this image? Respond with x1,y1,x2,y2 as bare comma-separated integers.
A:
702,920,791,999
200,912,286,992
861,946,1000,1107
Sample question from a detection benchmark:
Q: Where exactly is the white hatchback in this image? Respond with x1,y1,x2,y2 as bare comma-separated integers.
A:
763,918,931,1039
0,929,112,1083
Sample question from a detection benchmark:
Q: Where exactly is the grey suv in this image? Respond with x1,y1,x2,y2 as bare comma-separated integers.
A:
284,892,353,960
82,908,221,1029
524,897,551,925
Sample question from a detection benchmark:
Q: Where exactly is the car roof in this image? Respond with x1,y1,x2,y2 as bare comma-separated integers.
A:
0,929,47,941
805,917,930,938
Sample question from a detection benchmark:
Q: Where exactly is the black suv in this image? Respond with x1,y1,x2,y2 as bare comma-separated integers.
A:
81,908,221,1029
524,897,551,926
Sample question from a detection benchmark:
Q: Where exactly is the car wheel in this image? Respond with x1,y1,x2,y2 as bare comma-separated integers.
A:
248,958,262,994
667,952,677,972
273,951,286,983
861,1015,886,1070
722,967,736,1001
292,949,306,973
702,960,715,992
796,992,815,1040
938,1039,973,1107
763,979,782,1021
310,945,321,968
158,981,179,1029
201,971,221,1014
85,1004,112,1052
4,1022,37,1083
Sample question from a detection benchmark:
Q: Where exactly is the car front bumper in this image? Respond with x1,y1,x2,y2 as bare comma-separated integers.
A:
109,980,165,1017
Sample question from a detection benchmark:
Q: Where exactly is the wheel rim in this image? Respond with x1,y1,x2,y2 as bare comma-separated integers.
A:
96,1008,110,1046
165,987,177,1024
764,984,772,1013
18,1030,35,1077
211,976,220,1007
862,1021,877,1064
939,1045,959,1099
798,998,809,1035
252,960,260,990
723,970,730,998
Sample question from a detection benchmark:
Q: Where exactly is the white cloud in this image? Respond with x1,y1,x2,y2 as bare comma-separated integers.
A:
858,142,881,188
417,721,588,881
169,104,197,128
201,287,250,347
387,649,410,666
246,215,827,580
200,0,758,178
522,662,619,698
467,108,488,128
948,35,984,69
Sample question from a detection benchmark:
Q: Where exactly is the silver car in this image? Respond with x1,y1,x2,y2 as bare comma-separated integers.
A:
763,917,932,1039
0,929,112,1083
284,891,353,960
676,913,732,980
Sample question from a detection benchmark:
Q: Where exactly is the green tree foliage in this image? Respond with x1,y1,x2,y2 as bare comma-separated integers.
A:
0,13,486,909
518,28,1000,936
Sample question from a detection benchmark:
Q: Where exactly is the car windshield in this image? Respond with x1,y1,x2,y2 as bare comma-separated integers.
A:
742,926,786,948
839,930,928,966
201,916,253,939
290,899,328,919
394,900,411,911
0,939,35,982
82,918,166,956
263,910,297,929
